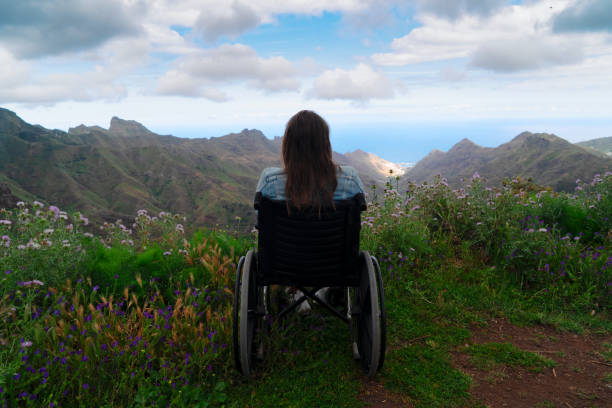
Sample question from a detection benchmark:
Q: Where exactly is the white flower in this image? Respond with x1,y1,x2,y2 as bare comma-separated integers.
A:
33,201,44,208
16,201,25,207
43,228,54,235
20,340,33,348
538,228,547,233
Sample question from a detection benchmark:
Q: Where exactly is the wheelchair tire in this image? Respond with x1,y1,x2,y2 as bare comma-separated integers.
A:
355,250,382,378
238,250,258,376
232,255,245,373
371,256,386,371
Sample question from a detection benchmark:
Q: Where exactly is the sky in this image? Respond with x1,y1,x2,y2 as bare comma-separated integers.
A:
1,0,612,162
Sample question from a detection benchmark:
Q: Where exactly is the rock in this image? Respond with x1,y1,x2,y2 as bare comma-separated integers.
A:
0,183,19,209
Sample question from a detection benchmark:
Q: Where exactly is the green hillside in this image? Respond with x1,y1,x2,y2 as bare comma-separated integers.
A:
0,108,391,229
406,132,612,191
576,136,612,155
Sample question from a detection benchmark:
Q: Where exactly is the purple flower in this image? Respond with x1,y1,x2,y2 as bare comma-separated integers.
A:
93,286,99,292
49,206,60,220
83,383,89,390
4,269,11,275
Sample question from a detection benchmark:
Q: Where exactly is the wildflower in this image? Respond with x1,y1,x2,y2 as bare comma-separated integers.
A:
33,201,44,208
0,219,11,225
93,285,99,292
21,340,33,348
176,224,184,233
538,228,547,233
83,383,89,390
163,251,172,256
48,206,60,220
43,228,54,235
22,280,44,287
17,201,25,207
472,172,480,180
1,235,9,247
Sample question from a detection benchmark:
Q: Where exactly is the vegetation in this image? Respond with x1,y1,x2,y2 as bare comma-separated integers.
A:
1,171,610,407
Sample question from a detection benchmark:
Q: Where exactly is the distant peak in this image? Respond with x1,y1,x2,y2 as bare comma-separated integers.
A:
238,128,265,137
456,138,477,146
510,131,563,144
109,117,152,136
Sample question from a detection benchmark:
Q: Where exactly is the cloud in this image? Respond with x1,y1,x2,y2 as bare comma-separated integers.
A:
373,1,594,72
194,1,261,42
553,0,612,32
439,67,468,82
0,0,142,58
470,35,584,72
309,63,395,101
371,15,480,65
415,0,510,20
157,43,299,100
0,67,127,105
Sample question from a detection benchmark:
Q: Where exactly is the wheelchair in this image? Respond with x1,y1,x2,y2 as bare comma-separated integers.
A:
233,192,386,378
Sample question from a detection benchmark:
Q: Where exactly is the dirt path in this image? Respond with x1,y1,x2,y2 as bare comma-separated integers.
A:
360,319,612,408
360,380,413,408
453,318,612,408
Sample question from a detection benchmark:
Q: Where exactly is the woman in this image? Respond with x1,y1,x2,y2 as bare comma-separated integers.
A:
256,110,365,209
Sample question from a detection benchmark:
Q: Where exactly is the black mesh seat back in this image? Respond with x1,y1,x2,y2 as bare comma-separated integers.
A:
255,193,365,287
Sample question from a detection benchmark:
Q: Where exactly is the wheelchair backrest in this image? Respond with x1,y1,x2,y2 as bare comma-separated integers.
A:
254,192,366,287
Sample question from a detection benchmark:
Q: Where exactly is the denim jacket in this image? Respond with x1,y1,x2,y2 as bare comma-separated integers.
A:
255,165,365,201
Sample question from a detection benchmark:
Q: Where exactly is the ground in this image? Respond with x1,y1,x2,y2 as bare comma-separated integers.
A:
360,318,612,408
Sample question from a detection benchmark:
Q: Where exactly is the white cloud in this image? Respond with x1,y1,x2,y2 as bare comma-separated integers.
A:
415,0,510,20
553,0,612,32
156,43,299,100
0,67,127,105
0,0,142,58
471,35,584,72
194,1,261,42
439,67,468,82
309,63,395,101
371,0,604,73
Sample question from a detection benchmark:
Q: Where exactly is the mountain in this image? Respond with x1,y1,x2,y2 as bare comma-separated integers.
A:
0,108,394,228
405,132,612,191
576,136,612,157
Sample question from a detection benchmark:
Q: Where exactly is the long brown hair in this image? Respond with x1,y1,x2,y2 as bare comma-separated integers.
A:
282,110,337,210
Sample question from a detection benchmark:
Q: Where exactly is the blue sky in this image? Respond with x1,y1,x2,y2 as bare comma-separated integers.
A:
1,0,612,162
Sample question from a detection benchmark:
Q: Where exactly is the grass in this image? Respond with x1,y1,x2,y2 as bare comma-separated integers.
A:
1,172,611,406
464,342,555,372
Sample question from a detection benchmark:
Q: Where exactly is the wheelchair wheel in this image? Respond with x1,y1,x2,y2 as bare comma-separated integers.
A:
234,250,259,376
371,256,386,371
354,250,384,378
232,255,245,373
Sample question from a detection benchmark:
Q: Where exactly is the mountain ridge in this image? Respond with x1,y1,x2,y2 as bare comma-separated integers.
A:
0,108,397,228
406,131,612,191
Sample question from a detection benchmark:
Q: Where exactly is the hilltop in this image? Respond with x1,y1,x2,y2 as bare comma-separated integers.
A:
405,131,612,191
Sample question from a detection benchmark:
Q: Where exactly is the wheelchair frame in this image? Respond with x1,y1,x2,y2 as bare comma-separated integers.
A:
233,193,386,378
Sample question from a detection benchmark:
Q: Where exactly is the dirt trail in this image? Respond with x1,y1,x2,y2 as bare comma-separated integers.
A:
454,318,612,408
360,318,612,408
